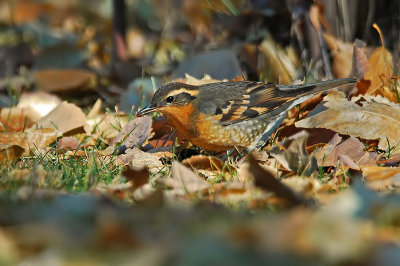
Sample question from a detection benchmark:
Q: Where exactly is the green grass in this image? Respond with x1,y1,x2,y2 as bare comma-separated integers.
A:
0,147,125,193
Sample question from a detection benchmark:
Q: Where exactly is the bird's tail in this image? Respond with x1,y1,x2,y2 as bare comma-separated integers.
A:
277,78,357,95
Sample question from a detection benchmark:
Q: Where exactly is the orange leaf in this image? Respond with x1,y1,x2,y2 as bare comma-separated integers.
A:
363,47,394,98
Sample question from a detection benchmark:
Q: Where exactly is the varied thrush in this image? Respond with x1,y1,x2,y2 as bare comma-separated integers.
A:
137,78,356,152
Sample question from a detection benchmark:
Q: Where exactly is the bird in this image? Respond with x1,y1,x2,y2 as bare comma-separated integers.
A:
137,78,357,152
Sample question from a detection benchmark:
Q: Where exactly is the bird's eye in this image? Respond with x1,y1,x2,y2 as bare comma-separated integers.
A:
166,96,174,103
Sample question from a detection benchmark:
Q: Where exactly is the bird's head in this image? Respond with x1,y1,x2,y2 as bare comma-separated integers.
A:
136,82,199,116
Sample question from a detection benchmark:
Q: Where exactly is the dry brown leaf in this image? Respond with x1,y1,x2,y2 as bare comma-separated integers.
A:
0,107,37,132
363,46,395,101
164,161,210,196
34,69,96,92
0,128,59,155
86,98,102,119
315,136,377,169
37,101,88,134
118,147,164,173
362,166,400,190
113,116,152,149
323,33,353,78
296,91,400,150
0,144,25,162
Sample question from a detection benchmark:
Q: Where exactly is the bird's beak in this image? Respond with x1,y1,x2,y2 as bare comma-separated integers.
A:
136,105,158,117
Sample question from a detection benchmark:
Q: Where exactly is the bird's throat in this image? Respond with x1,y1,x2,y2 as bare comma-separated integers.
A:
159,103,197,139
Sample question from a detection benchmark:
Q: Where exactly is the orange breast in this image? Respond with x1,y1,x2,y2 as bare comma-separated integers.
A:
160,105,260,152
159,103,197,139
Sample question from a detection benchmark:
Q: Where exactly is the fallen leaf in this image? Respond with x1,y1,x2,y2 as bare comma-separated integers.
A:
37,101,88,134
34,69,96,92
113,116,152,149
164,161,210,196
362,166,400,190
0,107,37,132
363,46,395,101
86,98,102,119
270,131,318,176
0,144,25,162
315,136,377,170
118,147,164,173
296,91,400,150
0,128,59,155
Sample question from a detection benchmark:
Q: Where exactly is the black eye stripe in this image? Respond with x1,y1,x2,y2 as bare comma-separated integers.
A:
165,93,196,103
